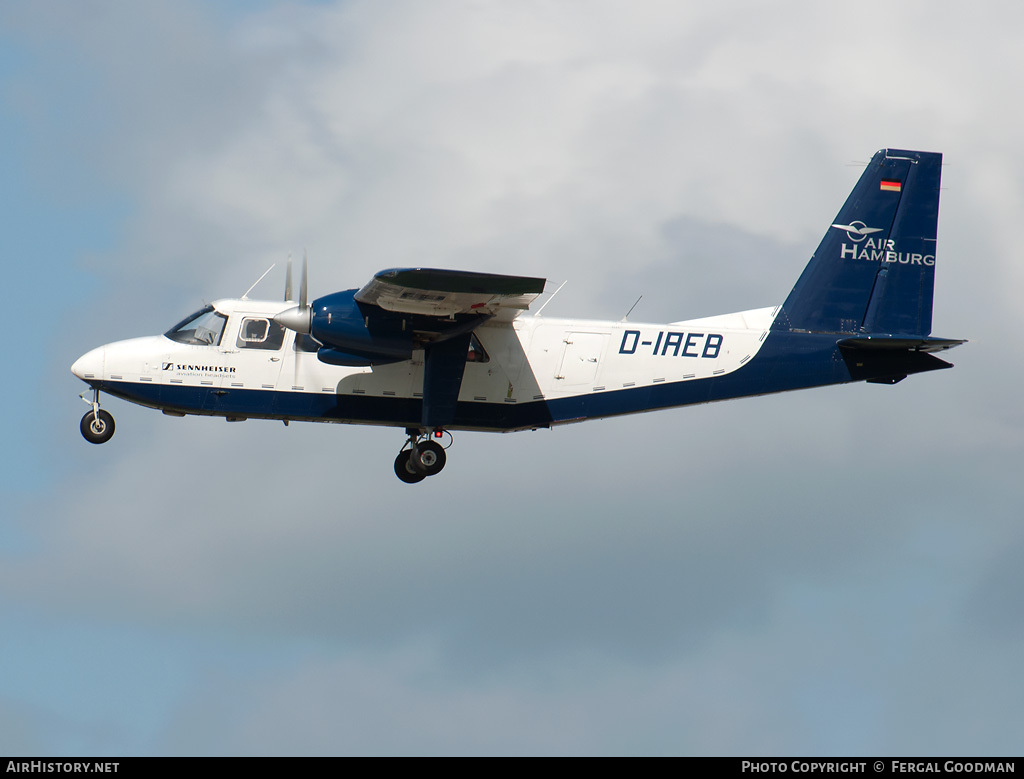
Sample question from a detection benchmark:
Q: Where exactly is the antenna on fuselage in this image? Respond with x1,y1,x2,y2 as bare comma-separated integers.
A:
621,295,643,322
241,264,276,300
533,280,567,317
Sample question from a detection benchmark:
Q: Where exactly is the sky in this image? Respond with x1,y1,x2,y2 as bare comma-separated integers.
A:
0,0,1021,756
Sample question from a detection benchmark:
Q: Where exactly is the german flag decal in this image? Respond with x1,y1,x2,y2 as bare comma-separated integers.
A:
880,179,902,192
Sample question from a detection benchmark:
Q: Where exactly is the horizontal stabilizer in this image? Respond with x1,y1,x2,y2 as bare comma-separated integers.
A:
838,335,966,353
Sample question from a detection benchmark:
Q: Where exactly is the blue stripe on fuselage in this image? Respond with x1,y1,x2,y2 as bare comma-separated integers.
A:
88,332,939,432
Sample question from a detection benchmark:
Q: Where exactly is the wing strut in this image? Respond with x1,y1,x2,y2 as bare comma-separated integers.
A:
421,333,472,429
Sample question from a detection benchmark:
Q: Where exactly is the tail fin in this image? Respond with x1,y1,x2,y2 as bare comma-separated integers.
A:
774,149,941,336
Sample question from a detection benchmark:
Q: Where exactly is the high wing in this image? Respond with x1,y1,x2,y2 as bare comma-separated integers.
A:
355,268,546,320
272,265,547,431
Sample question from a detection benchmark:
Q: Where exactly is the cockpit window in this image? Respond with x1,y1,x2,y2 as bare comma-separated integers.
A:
236,317,286,350
165,305,228,346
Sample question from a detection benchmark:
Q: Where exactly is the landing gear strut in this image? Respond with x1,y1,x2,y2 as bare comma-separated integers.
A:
79,388,115,445
394,428,450,483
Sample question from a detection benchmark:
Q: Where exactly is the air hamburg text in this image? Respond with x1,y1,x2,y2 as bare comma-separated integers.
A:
841,237,935,266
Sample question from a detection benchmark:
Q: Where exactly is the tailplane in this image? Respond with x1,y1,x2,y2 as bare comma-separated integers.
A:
775,149,942,337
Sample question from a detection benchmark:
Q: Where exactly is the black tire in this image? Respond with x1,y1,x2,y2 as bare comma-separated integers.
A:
411,440,447,476
80,409,115,444
394,451,426,483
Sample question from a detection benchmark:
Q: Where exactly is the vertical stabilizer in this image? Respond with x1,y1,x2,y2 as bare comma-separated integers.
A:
774,149,941,336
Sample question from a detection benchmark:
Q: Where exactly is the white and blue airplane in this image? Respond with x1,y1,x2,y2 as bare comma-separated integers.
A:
72,149,964,482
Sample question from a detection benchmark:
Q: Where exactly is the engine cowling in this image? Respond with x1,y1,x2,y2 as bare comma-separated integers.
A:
310,290,414,365
303,289,487,366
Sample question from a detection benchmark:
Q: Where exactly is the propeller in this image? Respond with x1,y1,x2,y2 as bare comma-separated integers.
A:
275,251,311,334
278,252,312,393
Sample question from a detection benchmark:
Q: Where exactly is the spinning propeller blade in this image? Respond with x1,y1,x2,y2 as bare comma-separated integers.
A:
274,252,311,334
299,250,308,309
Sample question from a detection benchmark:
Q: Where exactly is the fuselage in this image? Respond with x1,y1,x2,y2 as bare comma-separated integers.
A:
72,297,819,433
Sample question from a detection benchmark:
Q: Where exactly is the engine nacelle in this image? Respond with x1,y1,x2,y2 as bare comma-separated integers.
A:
315,348,401,367
309,290,487,366
310,290,414,364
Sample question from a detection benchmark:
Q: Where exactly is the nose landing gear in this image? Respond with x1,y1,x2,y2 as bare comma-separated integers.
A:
394,428,450,483
79,389,115,444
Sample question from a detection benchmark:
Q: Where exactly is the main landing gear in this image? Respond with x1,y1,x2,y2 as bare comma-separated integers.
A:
79,388,115,444
394,428,450,484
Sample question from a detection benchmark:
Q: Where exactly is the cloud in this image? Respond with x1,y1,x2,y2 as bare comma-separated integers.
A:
5,0,1024,755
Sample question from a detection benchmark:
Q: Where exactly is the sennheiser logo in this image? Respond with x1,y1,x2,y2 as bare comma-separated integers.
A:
163,363,237,373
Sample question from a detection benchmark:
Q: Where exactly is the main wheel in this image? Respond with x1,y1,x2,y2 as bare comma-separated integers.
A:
80,409,115,444
394,450,426,483
411,440,447,476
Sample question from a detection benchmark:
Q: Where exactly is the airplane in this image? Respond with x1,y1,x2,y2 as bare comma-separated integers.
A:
71,148,964,483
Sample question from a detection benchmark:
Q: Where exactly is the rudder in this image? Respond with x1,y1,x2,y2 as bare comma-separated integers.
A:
774,149,942,337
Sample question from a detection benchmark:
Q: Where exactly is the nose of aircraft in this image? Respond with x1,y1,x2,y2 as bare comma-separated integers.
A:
71,346,105,381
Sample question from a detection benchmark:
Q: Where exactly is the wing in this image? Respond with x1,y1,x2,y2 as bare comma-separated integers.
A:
355,268,546,321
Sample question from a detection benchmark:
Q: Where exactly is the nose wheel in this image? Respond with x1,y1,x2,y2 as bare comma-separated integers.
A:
394,429,449,483
79,389,115,444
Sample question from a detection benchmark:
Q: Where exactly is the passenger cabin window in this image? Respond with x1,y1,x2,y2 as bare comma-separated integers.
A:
236,317,286,350
467,333,489,363
165,305,228,346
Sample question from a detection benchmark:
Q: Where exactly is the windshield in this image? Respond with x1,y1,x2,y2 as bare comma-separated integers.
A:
165,305,228,346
